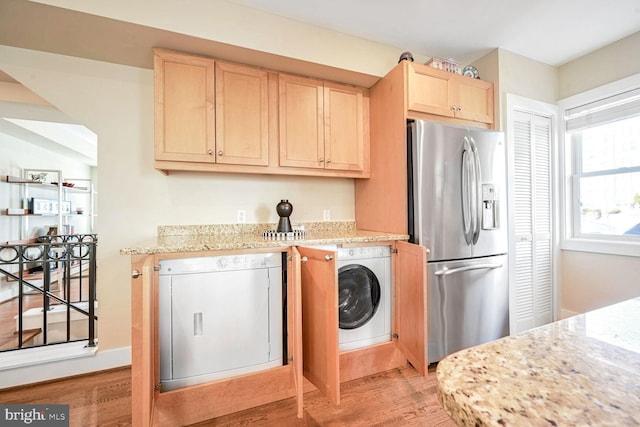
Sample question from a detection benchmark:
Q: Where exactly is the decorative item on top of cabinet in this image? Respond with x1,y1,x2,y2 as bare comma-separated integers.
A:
406,61,493,125
153,49,270,172
279,73,367,172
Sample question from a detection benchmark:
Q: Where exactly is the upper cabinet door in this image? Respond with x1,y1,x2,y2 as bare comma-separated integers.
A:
298,246,340,405
215,62,270,166
407,65,455,118
279,74,325,169
154,50,216,163
324,82,365,171
452,77,494,124
406,62,494,126
394,241,428,376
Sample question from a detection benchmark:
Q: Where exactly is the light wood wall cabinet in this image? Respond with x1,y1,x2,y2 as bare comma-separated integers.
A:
153,49,369,178
154,50,215,164
407,62,494,125
279,74,366,172
154,50,270,170
355,60,495,235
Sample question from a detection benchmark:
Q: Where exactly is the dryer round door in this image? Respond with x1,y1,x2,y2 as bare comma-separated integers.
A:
338,264,381,330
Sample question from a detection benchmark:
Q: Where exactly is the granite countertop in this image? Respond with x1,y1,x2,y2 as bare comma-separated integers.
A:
120,221,409,255
436,297,640,426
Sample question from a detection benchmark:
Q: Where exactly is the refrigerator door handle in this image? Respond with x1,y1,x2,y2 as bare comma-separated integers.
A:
434,263,503,276
461,137,474,245
470,137,482,245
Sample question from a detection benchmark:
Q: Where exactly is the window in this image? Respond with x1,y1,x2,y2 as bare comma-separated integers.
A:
562,78,640,255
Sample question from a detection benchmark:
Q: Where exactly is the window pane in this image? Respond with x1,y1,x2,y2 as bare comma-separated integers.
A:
580,115,640,173
579,172,640,236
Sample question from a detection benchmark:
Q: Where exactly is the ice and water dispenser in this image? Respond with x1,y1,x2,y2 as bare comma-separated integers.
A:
482,183,500,230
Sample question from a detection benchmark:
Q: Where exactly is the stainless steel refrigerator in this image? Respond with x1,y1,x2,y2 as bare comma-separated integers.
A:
407,119,509,363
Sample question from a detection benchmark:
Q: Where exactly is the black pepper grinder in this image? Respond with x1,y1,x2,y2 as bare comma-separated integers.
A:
276,199,293,233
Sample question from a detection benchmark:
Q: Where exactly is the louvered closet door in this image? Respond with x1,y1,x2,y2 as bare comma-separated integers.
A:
510,111,553,334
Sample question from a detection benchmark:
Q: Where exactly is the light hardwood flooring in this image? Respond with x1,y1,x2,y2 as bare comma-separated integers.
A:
0,365,456,427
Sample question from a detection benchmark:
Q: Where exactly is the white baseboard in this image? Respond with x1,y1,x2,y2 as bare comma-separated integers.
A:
0,343,131,389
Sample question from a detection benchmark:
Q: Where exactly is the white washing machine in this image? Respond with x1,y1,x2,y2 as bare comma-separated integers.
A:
337,245,392,351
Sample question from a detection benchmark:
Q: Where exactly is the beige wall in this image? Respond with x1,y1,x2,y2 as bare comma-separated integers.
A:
30,0,405,79
559,31,640,99
0,45,360,351
560,251,640,314
557,32,640,315
1,0,417,355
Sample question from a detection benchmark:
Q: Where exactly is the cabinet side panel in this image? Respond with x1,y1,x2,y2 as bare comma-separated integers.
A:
355,63,408,233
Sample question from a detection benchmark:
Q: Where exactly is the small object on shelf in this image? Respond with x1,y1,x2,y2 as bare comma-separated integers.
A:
398,51,414,63
6,208,29,215
425,57,461,74
29,172,47,182
462,65,479,79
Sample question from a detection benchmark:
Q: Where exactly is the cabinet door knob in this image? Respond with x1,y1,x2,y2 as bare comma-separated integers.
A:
218,151,223,156
326,159,331,164
457,106,463,111
131,269,142,279
450,105,456,111
319,157,324,162
207,149,213,155
324,254,333,261
301,256,308,263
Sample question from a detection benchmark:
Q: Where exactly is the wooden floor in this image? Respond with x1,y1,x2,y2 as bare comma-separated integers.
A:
0,365,456,427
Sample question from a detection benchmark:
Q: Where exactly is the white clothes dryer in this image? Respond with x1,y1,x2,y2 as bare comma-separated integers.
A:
337,245,392,351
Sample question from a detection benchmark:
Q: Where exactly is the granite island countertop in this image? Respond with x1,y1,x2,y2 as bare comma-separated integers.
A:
436,297,640,426
120,221,409,255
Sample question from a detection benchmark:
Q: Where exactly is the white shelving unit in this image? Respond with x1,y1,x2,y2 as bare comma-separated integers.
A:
1,168,95,240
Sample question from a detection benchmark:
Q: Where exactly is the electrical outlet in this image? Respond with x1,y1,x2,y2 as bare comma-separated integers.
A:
237,210,246,223
323,209,331,221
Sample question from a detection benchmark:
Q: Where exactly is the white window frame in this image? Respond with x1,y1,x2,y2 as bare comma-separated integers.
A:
558,73,640,257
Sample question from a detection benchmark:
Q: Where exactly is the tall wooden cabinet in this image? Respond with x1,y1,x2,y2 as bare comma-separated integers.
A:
355,60,495,234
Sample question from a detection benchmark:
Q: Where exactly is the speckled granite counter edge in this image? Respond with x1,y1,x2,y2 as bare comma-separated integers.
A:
157,221,356,236
121,221,408,255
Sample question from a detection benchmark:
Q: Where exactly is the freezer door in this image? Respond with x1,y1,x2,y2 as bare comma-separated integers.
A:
427,254,509,363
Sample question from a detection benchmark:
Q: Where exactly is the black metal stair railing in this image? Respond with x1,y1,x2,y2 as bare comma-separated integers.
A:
0,234,98,352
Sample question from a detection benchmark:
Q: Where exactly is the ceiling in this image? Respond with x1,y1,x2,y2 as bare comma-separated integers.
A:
224,0,640,67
